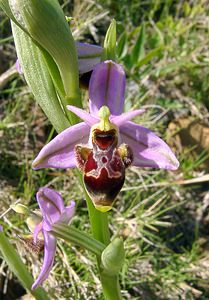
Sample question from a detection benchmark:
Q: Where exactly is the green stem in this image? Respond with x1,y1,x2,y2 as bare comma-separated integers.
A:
100,274,122,300
76,171,122,300
85,193,122,300
51,224,105,256
0,230,49,300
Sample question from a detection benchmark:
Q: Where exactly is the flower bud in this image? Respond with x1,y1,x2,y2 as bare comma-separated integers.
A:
102,19,116,61
26,211,42,234
10,203,29,214
101,237,125,275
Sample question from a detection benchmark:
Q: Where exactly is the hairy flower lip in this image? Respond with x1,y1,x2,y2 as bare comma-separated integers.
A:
31,187,75,289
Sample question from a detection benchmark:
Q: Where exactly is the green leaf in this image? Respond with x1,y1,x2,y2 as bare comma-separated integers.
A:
1,0,81,125
131,23,145,65
12,22,70,133
2,0,82,109
155,59,194,77
102,19,117,61
136,45,164,69
117,31,128,59
0,0,14,20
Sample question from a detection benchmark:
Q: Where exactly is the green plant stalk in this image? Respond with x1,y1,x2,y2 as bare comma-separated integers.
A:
100,273,122,300
0,230,50,300
41,49,80,125
84,190,122,300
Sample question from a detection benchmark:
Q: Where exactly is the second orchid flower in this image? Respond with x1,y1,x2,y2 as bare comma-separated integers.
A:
31,187,75,289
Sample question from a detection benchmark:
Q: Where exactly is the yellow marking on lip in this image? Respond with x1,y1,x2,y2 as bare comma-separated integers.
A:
95,205,112,212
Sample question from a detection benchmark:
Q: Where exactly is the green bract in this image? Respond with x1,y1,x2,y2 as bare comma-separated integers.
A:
102,19,117,61
101,238,125,275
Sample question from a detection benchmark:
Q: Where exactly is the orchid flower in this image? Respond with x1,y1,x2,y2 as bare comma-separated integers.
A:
32,60,179,212
31,187,75,289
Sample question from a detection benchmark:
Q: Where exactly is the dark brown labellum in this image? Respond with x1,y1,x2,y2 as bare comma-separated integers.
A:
84,148,125,208
75,128,133,211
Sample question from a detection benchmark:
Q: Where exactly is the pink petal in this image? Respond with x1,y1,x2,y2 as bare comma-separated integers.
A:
120,121,179,170
59,201,76,224
33,222,43,243
15,59,23,74
32,122,90,170
76,42,103,74
111,109,145,126
89,61,126,116
32,232,56,289
36,188,65,230
67,105,99,125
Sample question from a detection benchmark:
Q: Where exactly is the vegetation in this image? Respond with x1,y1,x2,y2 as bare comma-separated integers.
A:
1,0,209,299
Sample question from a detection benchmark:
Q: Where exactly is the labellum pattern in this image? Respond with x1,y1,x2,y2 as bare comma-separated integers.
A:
75,124,133,211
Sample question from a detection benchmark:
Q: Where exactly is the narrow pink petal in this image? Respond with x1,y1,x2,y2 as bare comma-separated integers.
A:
58,201,75,224
36,188,65,229
76,42,103,74
33,222,43,243
89,61,126,116
111,109,145,126
120,122,179,170
15,59,23,74
32,232,56,289
67,105,99,125
32,122,90,170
